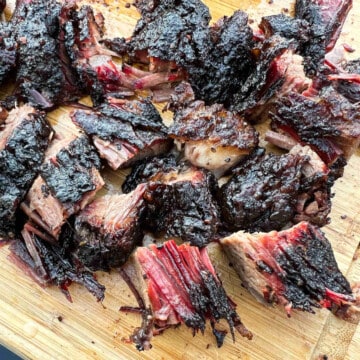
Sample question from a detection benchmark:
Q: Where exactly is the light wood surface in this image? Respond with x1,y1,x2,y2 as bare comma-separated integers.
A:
1,1,360,359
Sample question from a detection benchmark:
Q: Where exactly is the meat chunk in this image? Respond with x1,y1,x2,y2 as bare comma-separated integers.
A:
143,165,221,247
22,135,104,239
8,223,105,302
73,184,147,271
168,83,258,177
0,105,52,240
127,1,254,105
295,0,353,75
218,145,332,232
71,98,172,170
122,159,221,246
8,0,81,108
269,89,360,166
128,0,211,66
189,10,255,105
61,4,133,105
230,36,291,118
121,240,252,350
220,222,356,318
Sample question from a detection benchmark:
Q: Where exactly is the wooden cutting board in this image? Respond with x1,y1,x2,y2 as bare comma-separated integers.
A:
1,1,360,359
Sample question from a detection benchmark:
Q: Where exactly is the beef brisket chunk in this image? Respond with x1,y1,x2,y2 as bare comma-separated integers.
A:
71,98,172,170
61,4,130,105
121,240,252,350
73,184,147,271
41,136,102,203
128,0,211,67
221,222,355,317
218,145,332,232
8,223,105,302
295,0,352,75
0,105,52,239
9,0,81,108
230,36,291,117
144,165,221,247
128,1,254,105
189,10,254,105
168,83,258,177
23,135,104,239
269,89,360,168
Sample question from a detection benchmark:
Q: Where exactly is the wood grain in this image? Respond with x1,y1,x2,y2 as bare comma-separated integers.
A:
1,1,360,359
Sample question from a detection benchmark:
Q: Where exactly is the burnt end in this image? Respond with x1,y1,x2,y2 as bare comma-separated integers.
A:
0,106,52,239
129,0,211,66
269,90,360,165
61,4,133,105
122,154,178,194
71,110,150,148
218,149,304,232
219,145,332,232
230,35,290,116
221,222,354,316
144,167,221,247
123,240,251,349
23,134,104,240
189,10,255,105
276,225,352,311
9,226,105,301
129,1,254,105
98,99,165,131
10,0,81,108
74,186,147,271
169,101,257,146
71,99,172,170
169,90,259,176
295,0,353,75
40,136,101,204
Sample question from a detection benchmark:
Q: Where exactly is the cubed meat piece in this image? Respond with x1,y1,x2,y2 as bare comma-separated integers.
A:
71,98,172,170
73,184,147,271
8,223,105,302
121,240,252,350
144,165,221,247
168,83,258,177
220,221,356,318
218,145,332,232
22,135,104,239
0,105,52,239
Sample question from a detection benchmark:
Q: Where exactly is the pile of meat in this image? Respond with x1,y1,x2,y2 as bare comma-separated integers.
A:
1,0,360,352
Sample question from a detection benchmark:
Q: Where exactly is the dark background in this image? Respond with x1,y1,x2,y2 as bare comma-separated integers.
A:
0,345,22,359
